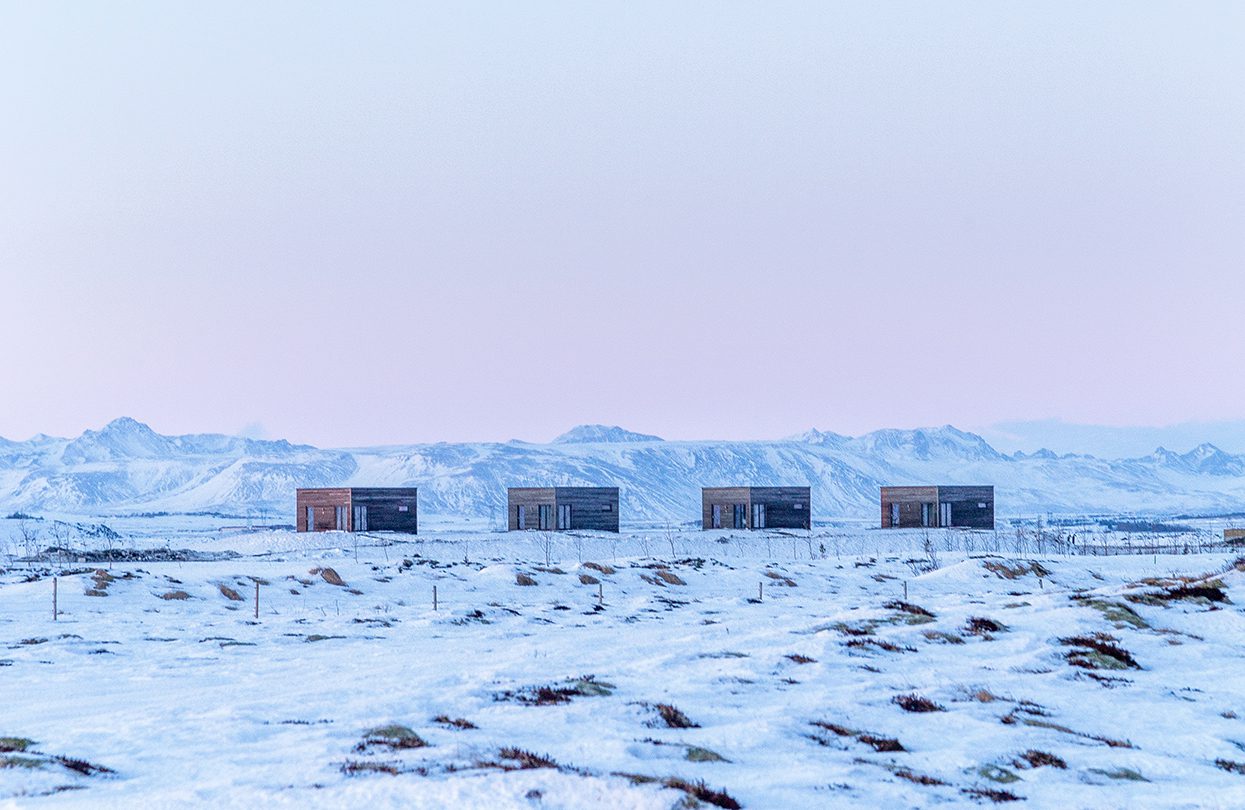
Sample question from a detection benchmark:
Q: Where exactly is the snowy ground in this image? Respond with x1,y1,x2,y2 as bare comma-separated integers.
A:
4,522,1245,808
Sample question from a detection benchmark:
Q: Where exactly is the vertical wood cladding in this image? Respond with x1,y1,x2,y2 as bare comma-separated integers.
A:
702,487,811,530
507,487,619,532
508,488,556,530
880,486,993,529
296,488,418,534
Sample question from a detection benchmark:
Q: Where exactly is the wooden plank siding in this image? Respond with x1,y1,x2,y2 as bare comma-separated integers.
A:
507,487,620,532
702,486,811,530
296,487,418,534
507,488,556,530
880,485,993,529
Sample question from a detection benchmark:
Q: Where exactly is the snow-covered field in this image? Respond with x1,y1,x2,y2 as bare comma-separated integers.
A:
4,522,1245,808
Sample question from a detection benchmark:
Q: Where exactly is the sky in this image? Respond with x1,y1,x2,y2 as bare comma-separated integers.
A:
1,1,1243,448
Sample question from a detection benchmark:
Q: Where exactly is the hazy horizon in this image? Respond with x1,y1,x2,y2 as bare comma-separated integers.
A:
3,2,1242,448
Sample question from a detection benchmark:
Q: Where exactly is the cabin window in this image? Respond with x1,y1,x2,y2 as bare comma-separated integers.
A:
978,502,987,508
398,505,408,512
920,503,932,527
306,506,315,531
711,504,722,529
557,503,572,530
335,506,346,530
939,502,952,527
353,505,368,532
890,502,900,527
794,503,803,510
604,502,613,512
733,504,747,529
752,503,767,529
538,504,552,530
517,504,527,530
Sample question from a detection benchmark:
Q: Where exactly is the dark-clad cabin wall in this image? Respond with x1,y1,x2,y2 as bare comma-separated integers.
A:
702,487,751,529
937,486,994,529
556,487,620,532
296,487,418,533
880,486,939,529
750,487,812,530
702,487,811,530
296,488,351,532
880,486,994,529
350,488,419,534
508,488,556,530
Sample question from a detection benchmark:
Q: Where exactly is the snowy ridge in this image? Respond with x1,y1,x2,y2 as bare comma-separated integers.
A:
2,418,1245,520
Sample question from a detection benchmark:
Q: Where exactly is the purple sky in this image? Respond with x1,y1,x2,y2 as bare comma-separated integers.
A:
2,2,1242,448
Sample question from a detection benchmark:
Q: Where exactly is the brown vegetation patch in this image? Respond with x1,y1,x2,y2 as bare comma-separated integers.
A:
809,721,905,753
962,787,1024,803
966,617,1007,636
893,694,944,713
313,567,346,587
433,715,477,730
498,748,558,770
218,584,244,602
846,638,916,654
654,703,698,729
982,560,1050,580
583,562,615,575
515,573,538,586
616,774,741,810
1059,633,1140,670
786,654,817,664
884,600,934,618
579,573,600,585
158,590,191,600
1015,749,1066,769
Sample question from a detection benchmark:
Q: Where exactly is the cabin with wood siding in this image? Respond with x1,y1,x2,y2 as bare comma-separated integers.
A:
296,487,418,534
702,486,811,530
507,487,619,532
880,485,993,529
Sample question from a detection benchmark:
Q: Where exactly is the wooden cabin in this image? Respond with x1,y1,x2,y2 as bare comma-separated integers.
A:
507,487,619,532
702,486,811,530
296,487,418,534
880,485,994,529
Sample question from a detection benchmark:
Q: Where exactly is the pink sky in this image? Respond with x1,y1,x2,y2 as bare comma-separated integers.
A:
1,2,1242,447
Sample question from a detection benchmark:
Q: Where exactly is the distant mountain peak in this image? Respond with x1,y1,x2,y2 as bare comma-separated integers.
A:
787,428,849,446
551,425,664,444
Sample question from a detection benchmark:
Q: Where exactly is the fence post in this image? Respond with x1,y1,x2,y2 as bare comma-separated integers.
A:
53,577,58,622
254,581,260,620
904,580,908,600
597,582,603,604
758,582,763,602
433,585,438,611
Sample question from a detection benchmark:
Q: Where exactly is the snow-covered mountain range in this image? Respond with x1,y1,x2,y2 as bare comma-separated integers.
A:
1,417,1243,522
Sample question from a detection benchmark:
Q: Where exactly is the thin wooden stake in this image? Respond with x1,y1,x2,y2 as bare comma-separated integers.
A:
53,577,58,621
433,585,438,611
758,582,763,601
903,580,908,600
598,582,603,603
254,581,260,619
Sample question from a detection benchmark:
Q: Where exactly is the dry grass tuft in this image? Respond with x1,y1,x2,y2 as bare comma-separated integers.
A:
1015,749,1066,769
654,570,686,586
884,600,934,618
1217,758,1245,775
497,675,615,705
846,638,916,654
786,654,817,665
218,584,244,602
515,573,538,587
655,703,699,729
315,567,346,587
893,694,945,713
498,748,558,769
962,786,1024,803
658,777,742,809
965,617,1007,636
158,590,191,600
341,759,401,776
433,715,477,730
583,562,616,575
982,560,1050,580
893,767,947,786
357,724,428,751
809,721,905,753
579,573,600,585
1059,633,1140,670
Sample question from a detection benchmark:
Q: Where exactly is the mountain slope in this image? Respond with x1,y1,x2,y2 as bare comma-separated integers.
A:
2,420,1244,521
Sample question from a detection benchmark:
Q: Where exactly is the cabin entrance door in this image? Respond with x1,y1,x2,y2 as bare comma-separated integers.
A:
939,502,952,528
353,505,368,532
